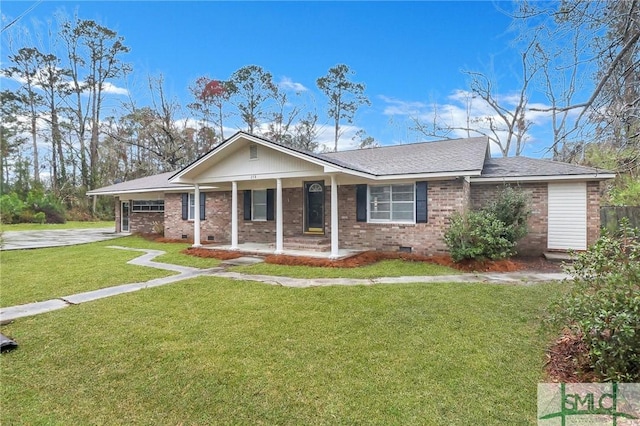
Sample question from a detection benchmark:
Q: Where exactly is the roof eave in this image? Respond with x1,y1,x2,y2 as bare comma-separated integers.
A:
471,173,616,183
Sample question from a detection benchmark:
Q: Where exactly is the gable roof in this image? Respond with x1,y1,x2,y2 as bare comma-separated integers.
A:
323,137,489,176
88,133,615,196
171,131,491,182
474,157,615,182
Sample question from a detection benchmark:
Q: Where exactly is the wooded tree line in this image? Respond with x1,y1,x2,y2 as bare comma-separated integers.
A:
1,0,638,222
1,12,371,217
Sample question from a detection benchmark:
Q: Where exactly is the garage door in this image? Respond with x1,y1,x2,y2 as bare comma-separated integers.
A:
548,182,587,250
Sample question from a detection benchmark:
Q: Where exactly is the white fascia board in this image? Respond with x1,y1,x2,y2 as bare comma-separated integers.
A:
88,185,216,196
367,170,482,181
471,173,616,184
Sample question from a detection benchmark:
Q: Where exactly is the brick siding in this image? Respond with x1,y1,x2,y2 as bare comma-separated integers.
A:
470,181,603,256
470,183,548,256
156,179,603,255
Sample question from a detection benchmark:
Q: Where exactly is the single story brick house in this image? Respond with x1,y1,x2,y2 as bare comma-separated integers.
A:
88,131,615,257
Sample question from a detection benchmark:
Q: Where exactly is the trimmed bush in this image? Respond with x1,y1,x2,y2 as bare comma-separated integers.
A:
444,186,531,262
485,186,530,243
444,210,515,262
547,221,640,382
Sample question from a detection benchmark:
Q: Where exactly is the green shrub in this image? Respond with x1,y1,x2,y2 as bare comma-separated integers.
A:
444,186,530,262
485,186,531,242
0,193,25,224
547,221,640,381
27,189,66,224
444,210,516,262
33,211,46,224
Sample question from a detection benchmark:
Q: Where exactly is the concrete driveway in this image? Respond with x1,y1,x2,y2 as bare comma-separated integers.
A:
0,228,123,251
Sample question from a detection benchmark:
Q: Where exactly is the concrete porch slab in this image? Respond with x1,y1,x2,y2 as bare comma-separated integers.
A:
199,242,361,260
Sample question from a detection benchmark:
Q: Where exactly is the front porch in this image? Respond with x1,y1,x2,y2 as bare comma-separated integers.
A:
200,241,361,260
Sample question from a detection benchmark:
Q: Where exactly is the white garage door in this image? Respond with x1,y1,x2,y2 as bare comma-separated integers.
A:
548,182,587,250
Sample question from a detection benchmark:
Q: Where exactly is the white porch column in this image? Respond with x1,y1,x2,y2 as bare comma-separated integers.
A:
231,181,238,250
330,174,340,259
193,183,201,248
275,178,283,254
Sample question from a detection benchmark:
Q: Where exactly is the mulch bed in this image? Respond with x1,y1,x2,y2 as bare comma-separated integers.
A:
262,251,563,273
137,232,563,273
544,331,596,383
176,248,561,273
182,247,245,260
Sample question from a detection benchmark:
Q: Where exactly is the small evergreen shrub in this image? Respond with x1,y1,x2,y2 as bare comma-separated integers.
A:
547,221,640,382
485,186,531,243
33,211,46,224
444,186,531,262
444,210,516,262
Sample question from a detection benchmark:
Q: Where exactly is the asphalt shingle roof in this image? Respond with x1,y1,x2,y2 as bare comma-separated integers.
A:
87,171,188,195
480,157,614,178
322,137,489,175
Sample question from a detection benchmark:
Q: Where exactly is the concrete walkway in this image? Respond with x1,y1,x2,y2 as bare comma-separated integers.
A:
0,246,571,322
0,228,123,250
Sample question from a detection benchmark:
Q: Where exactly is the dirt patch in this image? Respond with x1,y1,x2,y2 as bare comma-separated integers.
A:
544,331,596,383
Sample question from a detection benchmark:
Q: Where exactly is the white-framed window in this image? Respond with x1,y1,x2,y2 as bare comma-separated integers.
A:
368,183,415,223
188,193,195,220
252,189,267,221
131,200,165,212
249,144,258,160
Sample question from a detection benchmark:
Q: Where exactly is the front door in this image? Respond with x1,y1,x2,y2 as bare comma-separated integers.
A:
304,181,325,234
121,201,130,233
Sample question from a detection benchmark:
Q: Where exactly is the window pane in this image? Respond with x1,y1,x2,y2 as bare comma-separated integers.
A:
393,210,414,221
254,190,267,204
370,186,390,202
370,211,390,220
370,201,390,213
392,191,414,202
253,205,267,220
252,190,267,220
189,194,195,220
393,184,413,193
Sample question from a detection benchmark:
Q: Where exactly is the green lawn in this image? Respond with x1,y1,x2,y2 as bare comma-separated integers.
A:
0,236,220,307
0,278,561,424
230,258,460,278
0,221,114,231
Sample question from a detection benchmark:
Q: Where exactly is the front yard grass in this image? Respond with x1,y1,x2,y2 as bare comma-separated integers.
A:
230,258,460,278
1,278,561,424
0,236,220,307
0,220,114,231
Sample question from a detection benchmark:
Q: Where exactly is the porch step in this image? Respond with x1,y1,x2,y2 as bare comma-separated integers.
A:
284,236,331,253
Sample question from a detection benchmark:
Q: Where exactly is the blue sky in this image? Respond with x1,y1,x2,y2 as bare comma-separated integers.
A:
2,1,562,157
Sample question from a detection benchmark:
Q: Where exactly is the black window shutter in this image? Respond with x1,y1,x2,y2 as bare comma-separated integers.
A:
416,181,428,223
243,190,251,221
266,189,275,221
356,184,367,222
181,193,188,220
199,192,206,220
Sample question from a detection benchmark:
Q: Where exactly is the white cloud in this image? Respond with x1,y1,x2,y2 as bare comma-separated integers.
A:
278,77,308,92
379,95,426,116
3,69,128,96
101,81,129,96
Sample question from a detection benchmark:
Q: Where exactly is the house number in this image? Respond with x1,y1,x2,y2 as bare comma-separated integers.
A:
251,175,256,179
